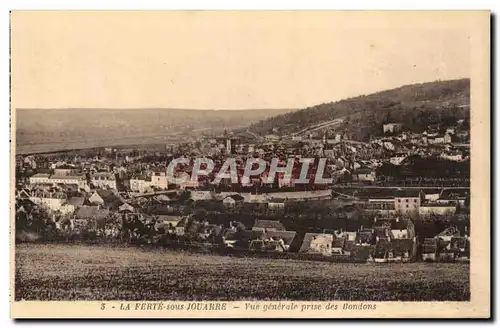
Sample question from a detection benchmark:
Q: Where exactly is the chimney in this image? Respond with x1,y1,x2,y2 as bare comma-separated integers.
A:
396,217,400,222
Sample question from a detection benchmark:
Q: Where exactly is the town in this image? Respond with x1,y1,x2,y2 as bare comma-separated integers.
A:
15,119,470,263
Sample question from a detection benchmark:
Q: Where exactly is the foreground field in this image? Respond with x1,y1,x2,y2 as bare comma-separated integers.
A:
15,244,470,301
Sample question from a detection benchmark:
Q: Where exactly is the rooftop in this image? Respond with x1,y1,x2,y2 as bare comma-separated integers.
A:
253,219,285,231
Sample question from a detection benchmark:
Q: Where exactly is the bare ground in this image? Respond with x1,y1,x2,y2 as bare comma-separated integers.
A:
15,244,470,301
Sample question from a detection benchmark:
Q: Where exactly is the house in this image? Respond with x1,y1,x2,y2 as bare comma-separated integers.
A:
198,224,223,241
389,155,407,166
73,206,110,232
48,174,88,191
222,229,265,248
153,194,172,203
354,168,376,183
151,172,169,190
175,217,188,236
358,201,396,215
249,239,286,252
244,193,270,204
90,172,117,190
267,200,285,211
155,215,183,232
444,133,452,144
75,205,109,220
370,217,415,240
29,190,67,211
334,230,357,242
29,173,51,185
428,136,445,144
88,189,125,211
177,172,200,190
373,238,415,263
67,196,85,207
422,238,438,261
356,227,374,245
88,191,105,205
59,196,86,215
440,152,463,162
264,230,297,251
129,175,152,193
222,194,244,208
190,190,214,201
450,237,470,261
331,237,345,254
252,219,285,232
388,218,412,239
423,189,442,201
383,123,402,134
419,202,456,217
53,168,76,176
299,233,334,256
118,203,135,213
438,188,469,207
435,225,463,242
394,189,422,214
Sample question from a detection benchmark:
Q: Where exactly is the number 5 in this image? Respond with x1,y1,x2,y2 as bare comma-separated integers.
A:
101,303,106,310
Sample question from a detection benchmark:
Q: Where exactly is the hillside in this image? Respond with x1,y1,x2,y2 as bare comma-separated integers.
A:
15,108,295,154
249,79,470,140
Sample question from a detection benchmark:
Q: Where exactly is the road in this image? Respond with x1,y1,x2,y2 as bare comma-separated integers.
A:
332,185,469,189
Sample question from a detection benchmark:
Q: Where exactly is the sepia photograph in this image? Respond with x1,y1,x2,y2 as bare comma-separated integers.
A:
10,10,490,318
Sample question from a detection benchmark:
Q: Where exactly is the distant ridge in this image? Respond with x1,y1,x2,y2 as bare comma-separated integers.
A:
15,107,296,154
248,78,470,140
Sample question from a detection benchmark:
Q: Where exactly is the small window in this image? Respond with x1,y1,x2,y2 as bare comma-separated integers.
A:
406,204,409,208
406,199,409,203
414,199,417,203
398,199,401,203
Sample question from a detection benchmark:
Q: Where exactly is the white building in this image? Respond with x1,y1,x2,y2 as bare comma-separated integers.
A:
129,176,152,193
440,152,463,162
300,233,333,256
91,172,117,190
48,174,88,191
29,173,51,185
390,155,407,165
268,201,285,211
150,172,169,190
383,123,402,134
419,203,456,217
29,191,67,211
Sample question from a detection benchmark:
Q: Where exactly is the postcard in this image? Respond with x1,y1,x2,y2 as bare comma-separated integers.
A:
10,10,490,319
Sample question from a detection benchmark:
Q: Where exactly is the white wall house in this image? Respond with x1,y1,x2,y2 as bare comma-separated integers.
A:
151,172,169,190
29,173,51,185
48,174,88,191
29,192,67,211
91,172,117,190
419,204,456,217
308,234,334,256
129,177,152,193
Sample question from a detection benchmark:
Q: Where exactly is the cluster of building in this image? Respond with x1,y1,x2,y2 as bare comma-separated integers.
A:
14,116,470,263
340,188,469,218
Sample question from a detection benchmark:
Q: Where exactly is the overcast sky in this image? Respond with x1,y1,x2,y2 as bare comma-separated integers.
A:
11,11,473,110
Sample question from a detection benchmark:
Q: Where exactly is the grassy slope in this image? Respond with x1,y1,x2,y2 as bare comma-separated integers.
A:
249,79,470,140
16,244,469,301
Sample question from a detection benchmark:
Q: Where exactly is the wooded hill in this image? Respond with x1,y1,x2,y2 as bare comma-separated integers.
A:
249,79,470,141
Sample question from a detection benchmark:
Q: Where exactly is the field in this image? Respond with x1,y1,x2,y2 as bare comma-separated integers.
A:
15,244,470,301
